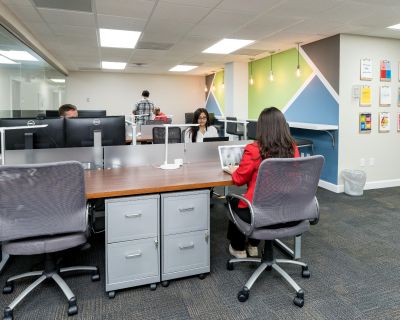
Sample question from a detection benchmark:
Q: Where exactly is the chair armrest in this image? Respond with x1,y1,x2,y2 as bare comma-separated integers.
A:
226,193,255,236
310,197,320,225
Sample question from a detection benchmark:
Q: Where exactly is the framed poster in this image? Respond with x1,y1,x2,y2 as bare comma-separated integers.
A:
360,85,371,106
380,60,391,81
380,86,391,106
360,58,372,80
359,112,372,133
379,112,390,132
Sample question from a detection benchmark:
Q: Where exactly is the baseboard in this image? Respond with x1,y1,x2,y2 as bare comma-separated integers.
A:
364,179,400,190
318,179,343,193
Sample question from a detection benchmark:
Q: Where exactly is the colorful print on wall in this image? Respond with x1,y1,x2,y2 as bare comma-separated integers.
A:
379,85,391,106
380,60,391,81
359,112,372,133
360,58,372,81
379,112,390,132
360,85,371,106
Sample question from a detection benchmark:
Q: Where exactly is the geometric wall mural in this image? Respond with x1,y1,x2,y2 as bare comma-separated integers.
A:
205,71,224,116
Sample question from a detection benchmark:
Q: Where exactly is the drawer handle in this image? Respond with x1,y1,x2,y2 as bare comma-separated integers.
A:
125,212,142,218
125,251,142,259
179,207,195,213
179,242,194,250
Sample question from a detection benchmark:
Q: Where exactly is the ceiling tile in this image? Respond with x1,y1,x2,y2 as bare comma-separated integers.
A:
38,8,96,27
48,24,97,37
100,48,132,61
216,0,284,14
151,2,210,24
97,14,147,30
95,0,156,19
159,0,221,8
6,4,44,23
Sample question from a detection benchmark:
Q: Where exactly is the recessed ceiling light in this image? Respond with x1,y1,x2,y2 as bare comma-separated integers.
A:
99,28,141,48
50,79,65,83
169,65,198,72
101,61,127,70
387,23,400,30
202,38,255,54
0,55,17,64
0,50,38,61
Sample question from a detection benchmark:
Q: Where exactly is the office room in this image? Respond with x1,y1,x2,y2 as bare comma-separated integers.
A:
0,0,399,319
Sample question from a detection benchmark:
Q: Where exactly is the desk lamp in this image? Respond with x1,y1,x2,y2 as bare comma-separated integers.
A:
160,123,199,170
0,124,48,165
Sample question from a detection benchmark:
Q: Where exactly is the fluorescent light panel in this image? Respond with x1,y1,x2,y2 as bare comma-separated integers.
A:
0,50,38,61
387,23,400,30
0,55,17,64
169,65,198,72
203,38,254,54
102,61,126,70
50,79,65,83
99,28,141,48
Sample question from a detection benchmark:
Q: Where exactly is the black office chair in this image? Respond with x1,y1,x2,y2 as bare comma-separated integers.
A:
208,112,215,125
0,162,100,320
226,156,324,307
152,127,181,144
246,121,257,140
185,113,194,124
226,116,244,140
146,120,164,125
295,138,314,155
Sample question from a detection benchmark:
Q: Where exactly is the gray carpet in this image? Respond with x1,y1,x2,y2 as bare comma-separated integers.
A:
1,187,400,320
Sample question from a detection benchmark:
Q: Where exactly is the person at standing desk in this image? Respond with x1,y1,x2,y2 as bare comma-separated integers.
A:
59,104,78,118
225,107,300,259
184,108,218,143
133,90,154,125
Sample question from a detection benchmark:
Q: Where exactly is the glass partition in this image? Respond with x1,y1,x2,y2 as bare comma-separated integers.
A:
0,24,66,118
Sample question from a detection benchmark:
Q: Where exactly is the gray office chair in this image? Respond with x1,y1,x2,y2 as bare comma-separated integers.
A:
226,155,324,307
152,126,181,144
185,112,194,124
226,116,244,139
0,161,99,320
246,121,257,140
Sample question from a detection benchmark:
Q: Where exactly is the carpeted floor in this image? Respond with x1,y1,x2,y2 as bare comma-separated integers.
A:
1,186,400,320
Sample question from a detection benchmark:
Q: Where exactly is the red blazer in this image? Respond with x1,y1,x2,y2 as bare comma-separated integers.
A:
231,142,300,208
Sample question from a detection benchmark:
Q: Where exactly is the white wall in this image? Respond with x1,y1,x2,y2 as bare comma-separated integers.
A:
65,72,205,123
224,62,248,119
339,34,400,187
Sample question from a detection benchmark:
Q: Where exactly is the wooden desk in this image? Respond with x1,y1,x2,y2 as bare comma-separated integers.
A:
125,135,153,144
85,161,233,199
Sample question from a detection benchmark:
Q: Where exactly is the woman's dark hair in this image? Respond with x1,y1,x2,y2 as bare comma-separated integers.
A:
190,108,210,142
256,107,295,159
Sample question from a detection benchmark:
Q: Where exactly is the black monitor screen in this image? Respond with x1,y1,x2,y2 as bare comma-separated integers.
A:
45,110,59,117
0,118,65,150
65,116,125,147
45,110,107,118
203,137,229,142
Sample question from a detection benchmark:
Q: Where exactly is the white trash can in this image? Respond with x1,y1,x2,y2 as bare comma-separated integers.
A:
341,170,367,196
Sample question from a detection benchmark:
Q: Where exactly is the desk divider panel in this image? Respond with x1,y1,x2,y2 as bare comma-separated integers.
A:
4,147,98,167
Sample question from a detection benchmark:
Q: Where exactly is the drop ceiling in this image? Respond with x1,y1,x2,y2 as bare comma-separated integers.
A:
2,0,400,75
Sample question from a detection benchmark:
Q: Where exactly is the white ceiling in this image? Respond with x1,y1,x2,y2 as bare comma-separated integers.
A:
2,0,400,75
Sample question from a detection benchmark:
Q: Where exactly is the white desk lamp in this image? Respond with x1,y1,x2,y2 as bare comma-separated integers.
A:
160,123,199,170
0,124,48,165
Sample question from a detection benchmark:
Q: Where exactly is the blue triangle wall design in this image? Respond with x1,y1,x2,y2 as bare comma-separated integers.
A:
206,92,222,116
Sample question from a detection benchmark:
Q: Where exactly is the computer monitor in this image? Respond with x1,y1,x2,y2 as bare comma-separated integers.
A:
65,116,125,147
77,110,107,117
0,118,65,150
203,137,229,142
45,110,60,117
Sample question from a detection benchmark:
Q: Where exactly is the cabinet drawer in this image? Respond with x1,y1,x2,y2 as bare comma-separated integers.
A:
162,231,209,275
107,198,158,243
162,191,208,235
107,238,159,285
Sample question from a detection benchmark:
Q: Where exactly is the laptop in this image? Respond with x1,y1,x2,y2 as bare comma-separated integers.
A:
218,145,245,174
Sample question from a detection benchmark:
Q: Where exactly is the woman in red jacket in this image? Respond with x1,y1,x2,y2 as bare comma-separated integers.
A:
227,107,300,258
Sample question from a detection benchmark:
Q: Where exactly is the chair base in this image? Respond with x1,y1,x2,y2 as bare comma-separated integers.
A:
227,240,310,307
3,256,99,320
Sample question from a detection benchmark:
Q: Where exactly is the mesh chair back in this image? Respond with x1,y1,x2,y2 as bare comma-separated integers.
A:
152,127,182,144
185,113,194,124
247,121,257,140
0,161,87,242
208,112,215,125
252,156,324,228
166,118,172,124
226,116,237,135
146,120,164,125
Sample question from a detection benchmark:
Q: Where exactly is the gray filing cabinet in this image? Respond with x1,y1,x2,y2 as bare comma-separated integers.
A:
105,194,160,297
161,190,210,283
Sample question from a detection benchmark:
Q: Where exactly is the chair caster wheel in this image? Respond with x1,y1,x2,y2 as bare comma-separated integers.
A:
302,266,310,278
3,282,14,294
293,296,304,308
108,291,116,299
237,287,249,302
68,297,78,316
91,273,100,281
161,281,169,287
150,283,157,291
4,307,13,320
198,273,206,280
226,260,234,271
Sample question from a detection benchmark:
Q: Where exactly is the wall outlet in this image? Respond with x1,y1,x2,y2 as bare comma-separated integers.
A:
360,158,365,167
369,157,375,166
